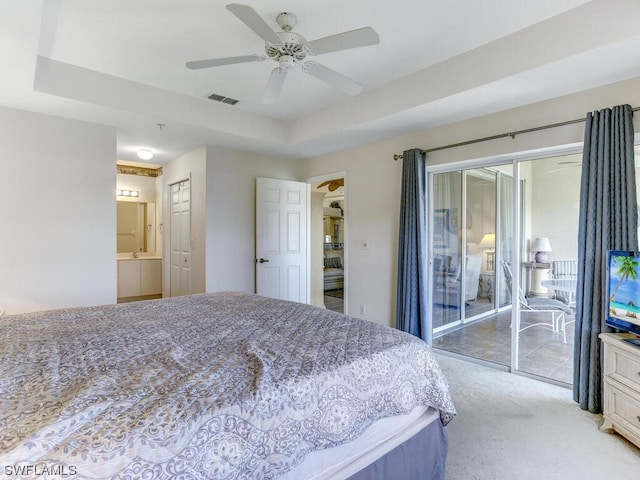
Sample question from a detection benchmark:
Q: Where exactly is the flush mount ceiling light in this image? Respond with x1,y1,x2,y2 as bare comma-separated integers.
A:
136,149,154,160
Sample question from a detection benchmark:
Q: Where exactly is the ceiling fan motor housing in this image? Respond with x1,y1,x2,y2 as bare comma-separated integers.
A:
265,31,307,61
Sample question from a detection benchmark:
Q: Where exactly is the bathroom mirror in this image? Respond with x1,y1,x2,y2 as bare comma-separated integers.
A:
117,201,156,253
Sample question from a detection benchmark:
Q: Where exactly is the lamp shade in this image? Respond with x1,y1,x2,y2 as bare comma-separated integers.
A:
479,233,496,248
533,237,552,263
532,237,552,252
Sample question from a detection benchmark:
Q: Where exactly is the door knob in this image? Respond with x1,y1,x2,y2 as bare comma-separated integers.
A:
258,258,269,263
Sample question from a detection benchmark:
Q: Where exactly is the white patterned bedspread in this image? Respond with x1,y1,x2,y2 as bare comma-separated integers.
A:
0,292,455,479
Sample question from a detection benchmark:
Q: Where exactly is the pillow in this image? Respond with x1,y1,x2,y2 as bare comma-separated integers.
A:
324,256,342,268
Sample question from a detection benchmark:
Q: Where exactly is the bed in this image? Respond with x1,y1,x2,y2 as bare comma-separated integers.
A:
0,292,456,479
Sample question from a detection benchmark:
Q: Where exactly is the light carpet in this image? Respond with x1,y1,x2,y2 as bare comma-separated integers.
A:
436,353,640,480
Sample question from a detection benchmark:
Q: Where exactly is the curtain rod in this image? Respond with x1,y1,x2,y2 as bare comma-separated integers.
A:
392,106,640,161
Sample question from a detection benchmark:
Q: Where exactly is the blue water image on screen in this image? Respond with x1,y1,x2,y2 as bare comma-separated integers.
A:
608,252,640,331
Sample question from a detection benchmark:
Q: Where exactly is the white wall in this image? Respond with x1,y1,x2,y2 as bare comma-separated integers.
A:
204,145,302,293
155,175,163,255
303,142,403,324
529,153,581,262
150,143,303,299
302,77,640,328
310,190,325,307
116,173,157,204
0,107,116,314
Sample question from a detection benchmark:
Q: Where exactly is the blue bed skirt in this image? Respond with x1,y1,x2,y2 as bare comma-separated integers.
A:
347,419,448,480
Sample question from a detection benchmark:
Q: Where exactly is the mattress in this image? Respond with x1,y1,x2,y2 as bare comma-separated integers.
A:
0,292,455,479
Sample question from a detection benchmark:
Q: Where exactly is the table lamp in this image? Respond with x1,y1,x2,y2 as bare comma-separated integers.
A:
532,237,552,263
479,233,496,271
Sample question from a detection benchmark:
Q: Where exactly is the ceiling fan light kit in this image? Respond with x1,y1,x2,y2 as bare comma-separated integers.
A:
186,3,380,103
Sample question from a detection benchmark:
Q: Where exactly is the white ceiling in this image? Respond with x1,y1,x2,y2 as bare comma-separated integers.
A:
3,0,640,164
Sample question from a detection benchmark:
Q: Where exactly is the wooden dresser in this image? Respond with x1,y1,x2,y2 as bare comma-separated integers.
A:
599,333,640,448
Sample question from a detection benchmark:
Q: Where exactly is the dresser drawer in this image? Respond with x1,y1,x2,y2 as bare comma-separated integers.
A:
600,333,640,449
609,347,640,391
603,378,640,446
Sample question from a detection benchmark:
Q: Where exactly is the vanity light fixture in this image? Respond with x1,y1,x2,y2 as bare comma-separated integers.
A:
136,149,154,160
116,189,139,197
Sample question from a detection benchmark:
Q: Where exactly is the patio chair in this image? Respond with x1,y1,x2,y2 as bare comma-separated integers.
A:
502,261,574,343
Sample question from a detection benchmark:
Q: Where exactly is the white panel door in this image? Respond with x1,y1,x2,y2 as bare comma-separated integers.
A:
256,177,309,303
170,179,191,296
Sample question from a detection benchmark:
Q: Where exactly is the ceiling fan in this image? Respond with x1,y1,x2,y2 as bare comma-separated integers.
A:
317,178,344,192
186,3,380,103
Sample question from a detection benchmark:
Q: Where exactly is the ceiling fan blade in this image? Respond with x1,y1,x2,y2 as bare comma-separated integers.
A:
317,179,343,190
226,3,282,45
306,27,379,55
263,67,287,104
304,62,362,96
186,54,264,70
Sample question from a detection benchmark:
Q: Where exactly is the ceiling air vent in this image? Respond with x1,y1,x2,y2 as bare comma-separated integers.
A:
207,92,239,105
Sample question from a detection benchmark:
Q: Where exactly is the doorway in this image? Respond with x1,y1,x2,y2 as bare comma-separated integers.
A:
310,175,346,314
116,161,163,303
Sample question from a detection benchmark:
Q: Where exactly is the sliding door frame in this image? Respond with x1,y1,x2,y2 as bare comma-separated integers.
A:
427,142,583,373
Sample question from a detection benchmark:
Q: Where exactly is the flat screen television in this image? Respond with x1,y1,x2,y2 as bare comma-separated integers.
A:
607,250,640,345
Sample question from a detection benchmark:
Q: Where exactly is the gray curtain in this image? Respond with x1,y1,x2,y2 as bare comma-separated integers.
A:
396,149,429,342
574,104,637,413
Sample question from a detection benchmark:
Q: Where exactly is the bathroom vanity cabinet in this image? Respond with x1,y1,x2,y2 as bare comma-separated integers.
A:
117,257,162,300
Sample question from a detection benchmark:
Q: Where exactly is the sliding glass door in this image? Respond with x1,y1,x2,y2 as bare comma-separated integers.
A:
431,171,463,331
511,155,580,383
431,166,514,366
430,155,580,385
